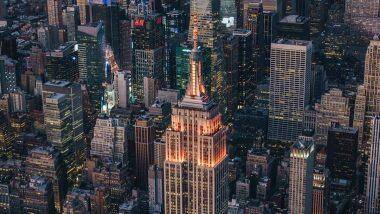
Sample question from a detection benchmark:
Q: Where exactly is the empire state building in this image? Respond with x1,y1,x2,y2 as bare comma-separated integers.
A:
163,23,229,214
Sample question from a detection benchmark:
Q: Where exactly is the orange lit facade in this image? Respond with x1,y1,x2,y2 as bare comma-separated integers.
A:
164,23,229,214
47,0,62,26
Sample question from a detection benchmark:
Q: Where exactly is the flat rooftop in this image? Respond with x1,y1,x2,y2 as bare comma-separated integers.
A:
280,15,309,24
273,38,311,46
44,80,71,87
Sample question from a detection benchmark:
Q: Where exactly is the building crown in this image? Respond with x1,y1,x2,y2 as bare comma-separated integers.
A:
180,17,211,109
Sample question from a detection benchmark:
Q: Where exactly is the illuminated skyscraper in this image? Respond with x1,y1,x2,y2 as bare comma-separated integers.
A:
164,24,228,214
288,138,314,214
47,0,63,26
365,37,380,126
355,37,380,154
268,39,313,142
42,93,75,184
43,93,72,152
42,80,84,159
365,116,380,213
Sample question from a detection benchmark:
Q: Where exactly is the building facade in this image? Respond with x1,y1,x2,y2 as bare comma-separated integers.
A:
365,116,380,213
90,115,127,165
135,116,155,189
315,88,350,145
288,138,314,214
268,39,313,142
77,23,105,111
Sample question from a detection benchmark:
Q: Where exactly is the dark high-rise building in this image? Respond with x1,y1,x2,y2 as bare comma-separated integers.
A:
91,3,123,63
64,6,79,42
277,15,310,40
132,13,165,103
243,0,262,79
243,0,262,47
233,29,254,107
45,42,79,82
27,45,45,76
262,9,279,65
294,0,309,17
0,32,17,60
327,123,358,191
309,0,328,38
119,19,133,71
148,100,171,139
223,34,239,122
135,116,155,189
0,0,6,18
77,23,105,111
164,10,187,88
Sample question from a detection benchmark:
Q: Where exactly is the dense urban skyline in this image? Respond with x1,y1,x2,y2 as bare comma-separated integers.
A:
0,0,379,213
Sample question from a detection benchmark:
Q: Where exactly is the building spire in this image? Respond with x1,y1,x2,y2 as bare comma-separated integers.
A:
193,17,198,52
181,18,209,109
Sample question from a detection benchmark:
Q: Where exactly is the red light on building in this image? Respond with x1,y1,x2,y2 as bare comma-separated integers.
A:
156,17,163,25
134,19,145,27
